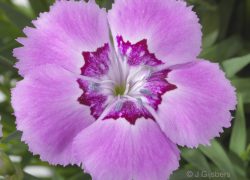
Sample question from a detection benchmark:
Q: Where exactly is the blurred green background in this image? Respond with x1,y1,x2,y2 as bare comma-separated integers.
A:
0,0,249,179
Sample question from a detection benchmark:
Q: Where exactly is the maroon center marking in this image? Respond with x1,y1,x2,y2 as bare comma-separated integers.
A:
104,101,154,125
117,36,163,66
77,36,177,124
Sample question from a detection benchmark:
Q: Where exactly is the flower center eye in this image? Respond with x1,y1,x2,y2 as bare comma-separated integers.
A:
78,36,177,124
114,85,126,96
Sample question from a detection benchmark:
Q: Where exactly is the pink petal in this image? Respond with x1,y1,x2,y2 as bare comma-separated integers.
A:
11,64,94,165
73,119,180,180
157,60,237,147
108,0,201,66
14,0,109,76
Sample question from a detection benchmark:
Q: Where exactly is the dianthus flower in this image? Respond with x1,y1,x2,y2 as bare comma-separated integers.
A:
12,0,236,179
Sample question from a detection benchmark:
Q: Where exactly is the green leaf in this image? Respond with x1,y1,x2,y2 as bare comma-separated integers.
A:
0,151,15,176
170,168,209,180
199,35,243,62
228,152,247,179
0,55,14,67
222,54,250,78
0,20,20,38
69,172,91,180
218,0,236,40
231,78,250,103
186,0,217,10
229,94,246,156
181,148,211,172
199,7,219,48
5,165,24,180
1,131,22,144
95,0,114,10
199,140,237,180
28,0,50,17
0,1,31,29
245,0,250,39
241,144,250,161
23,172,40,180
170,169,194,180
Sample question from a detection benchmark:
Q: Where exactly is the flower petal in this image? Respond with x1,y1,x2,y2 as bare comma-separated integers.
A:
11,64,94,165
157,60,237,147
14,0,109,76
73,119,180,180
108,0,201,66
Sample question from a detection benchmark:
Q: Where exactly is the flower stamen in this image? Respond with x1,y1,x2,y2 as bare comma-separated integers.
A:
114,85,126,96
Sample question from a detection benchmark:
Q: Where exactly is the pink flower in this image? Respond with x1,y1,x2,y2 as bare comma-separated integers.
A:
11,0,236,179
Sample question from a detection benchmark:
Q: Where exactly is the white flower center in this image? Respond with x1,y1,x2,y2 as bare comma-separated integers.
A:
99,49,152,101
